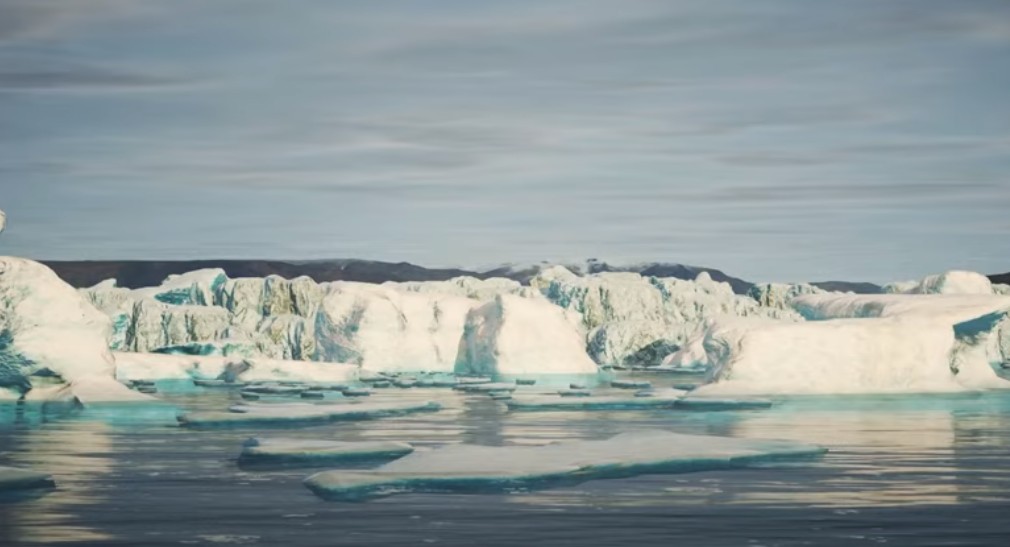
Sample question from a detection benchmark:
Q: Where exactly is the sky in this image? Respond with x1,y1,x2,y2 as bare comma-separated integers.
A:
0,0,1008,283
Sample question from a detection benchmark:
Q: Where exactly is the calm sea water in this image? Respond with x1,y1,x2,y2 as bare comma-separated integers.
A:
3,374,1010,547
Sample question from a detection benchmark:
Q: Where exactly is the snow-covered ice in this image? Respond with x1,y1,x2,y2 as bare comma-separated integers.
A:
303,430,826,501
239,437,413,464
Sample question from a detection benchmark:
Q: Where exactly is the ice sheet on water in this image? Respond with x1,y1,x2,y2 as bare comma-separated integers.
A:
177,400,440,428
507,389,686,411
453,382,518,393
239,437,414,464
674,396,773,410
304,430,826,501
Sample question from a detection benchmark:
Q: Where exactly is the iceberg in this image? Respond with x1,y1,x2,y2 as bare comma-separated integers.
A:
0,466,55,492
315,282,475,373
455,294,598,376
884,270,994,295
177,400,441,428
1,257,147,403
239,437,413,465
304,430,826,501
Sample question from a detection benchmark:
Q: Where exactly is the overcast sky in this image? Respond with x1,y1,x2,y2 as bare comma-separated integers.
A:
1,0,1008,282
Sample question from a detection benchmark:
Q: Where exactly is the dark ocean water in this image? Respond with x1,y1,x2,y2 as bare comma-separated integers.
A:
3,376,1010,547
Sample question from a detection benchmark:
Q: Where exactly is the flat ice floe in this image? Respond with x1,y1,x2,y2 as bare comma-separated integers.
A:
177,400,440,428
304,430,826,501
239,437,414,465
0,466,56,492
506,390,686,411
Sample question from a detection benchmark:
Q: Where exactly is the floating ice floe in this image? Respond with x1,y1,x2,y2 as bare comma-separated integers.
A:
507,390,686,411
453,382,518,393
610,380,652,389
239,437,414,465
0,466,56,492
177,400,440,428
674,396,773,410
304,430,826,501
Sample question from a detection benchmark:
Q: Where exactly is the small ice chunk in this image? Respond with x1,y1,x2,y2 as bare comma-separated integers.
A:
453,382,517,393
556,389,593,397
0,466,56,492
515,379,537,386
178,400,440,428
194,379,242,388
509,390,685,411
242,384,306,395
569,383,587,389
304,430,826,501
455,376,493,385
611,380,652,389
300,390,326,399
239,438,414,465
341,388,372,397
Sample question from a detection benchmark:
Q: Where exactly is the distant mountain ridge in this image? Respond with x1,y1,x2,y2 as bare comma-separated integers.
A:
40,258,882,295
989,272,1010,286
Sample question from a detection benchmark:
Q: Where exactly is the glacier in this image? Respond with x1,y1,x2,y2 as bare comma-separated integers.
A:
82,264,797,377
8,248,1004,397
303,430,826,501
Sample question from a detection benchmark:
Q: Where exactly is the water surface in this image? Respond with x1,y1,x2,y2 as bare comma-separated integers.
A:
3,376,1010,546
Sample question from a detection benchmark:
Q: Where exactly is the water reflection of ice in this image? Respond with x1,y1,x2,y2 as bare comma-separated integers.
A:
2,419,116,543
721,394,1010,507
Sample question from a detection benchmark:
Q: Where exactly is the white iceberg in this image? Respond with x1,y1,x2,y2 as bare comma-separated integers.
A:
304,430,826,501
239,437,413,464
455,294,598,376
1,257,147,403
178,400,441,428
884,270,994,295
315,282,475,373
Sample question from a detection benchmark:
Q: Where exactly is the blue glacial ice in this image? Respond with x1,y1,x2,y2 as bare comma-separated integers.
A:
303,430,826,501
